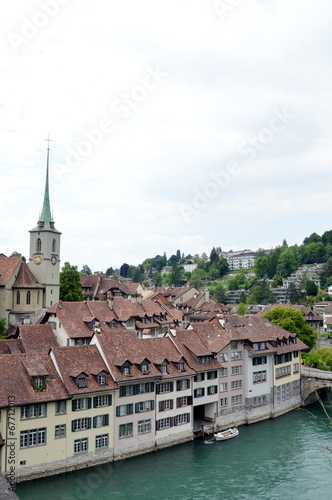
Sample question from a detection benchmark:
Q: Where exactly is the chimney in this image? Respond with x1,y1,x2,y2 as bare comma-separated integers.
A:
205,288,209,303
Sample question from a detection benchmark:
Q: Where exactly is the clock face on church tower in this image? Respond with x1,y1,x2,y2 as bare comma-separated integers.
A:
33,254,43,265
51,256,57,265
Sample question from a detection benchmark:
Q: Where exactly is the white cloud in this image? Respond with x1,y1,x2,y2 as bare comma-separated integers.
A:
1,0,332,271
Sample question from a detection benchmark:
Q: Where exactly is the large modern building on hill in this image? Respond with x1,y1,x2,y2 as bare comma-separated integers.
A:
0,146,60,329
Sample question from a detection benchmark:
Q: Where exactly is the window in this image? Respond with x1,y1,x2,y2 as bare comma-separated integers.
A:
96,434,108,449
159,399,173,411
207,385,218,395
253,371,267,384
135,400,154,413
138,419,151,434
231,365,242,375
207,371,218,380
116,404,133,416
219,383,228,392
52,239,56,252
175,414,190,426
36,238,42,252
276,383,290,404
194,373,205,382
231,351,242,361
220,397,228,407
157,417,171,430
160,364,168,374
21,404,46,420
119,385,133,397
219,353,228,363
219,367,228,377
275,353,292,365
141,363,149,373
98,374,107,385
253,342,266,351
158,382,172,394
20,428,46,448
293,351,299,358
194,388,205,398
55,424,66,439
178,362,185,371
293,363,299,374
72,398,91,411
197,356,211,364
137,382,155,394
26,291,31,305
119,423,133,438
74,438,88,453
177,379,190,391
231,380,242,390
72,418,92,432
33,377,46,390
76,374,87,388
252,356,267,366
16,291,20,305
93,395,112,408
55,401,66,415
93,414,109,428
276,365,291,379
110,320,117,329
231,341,238,349
231,394,242,405
122,366,131,375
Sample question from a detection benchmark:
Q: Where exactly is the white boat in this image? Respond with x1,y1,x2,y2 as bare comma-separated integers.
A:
214,427,239,441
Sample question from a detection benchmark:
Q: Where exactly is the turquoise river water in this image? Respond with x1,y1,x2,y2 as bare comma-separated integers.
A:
16,395,332,500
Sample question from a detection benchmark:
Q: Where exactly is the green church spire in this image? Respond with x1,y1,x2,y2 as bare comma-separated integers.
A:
31,137,60,233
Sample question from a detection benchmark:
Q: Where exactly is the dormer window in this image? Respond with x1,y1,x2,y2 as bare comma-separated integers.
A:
76,374,87,388
121,361,132,376
178,362,185,371
141,363,149,374
161,364,168,374
97,373,107,385
110,320,117,329
32,377,47,391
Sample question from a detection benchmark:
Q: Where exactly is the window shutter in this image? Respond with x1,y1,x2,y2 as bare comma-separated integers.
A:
170,382,174,392
71,420,76,432
151,382,155,392
93,397,97,408
135,403,139,413
93,416,97,428
159,401,164,411
88,398,92,409
151,400,154,411
128,404,133,415
87,418,92,429
156,384,160,395
133,384,139,395
116,406,120,417
187,379,190,389
187,396,193,405
170,399,174,409
103,414,109,426
202,388,205,397
187,413,190,423
177,381,180,391
108,395,112,406
156,420,160,431
176,397,181,408
72,400,77,412
170,417,174,427
174,417,178,426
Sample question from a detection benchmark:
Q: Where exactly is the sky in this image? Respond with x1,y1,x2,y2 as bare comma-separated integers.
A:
1,0,332,272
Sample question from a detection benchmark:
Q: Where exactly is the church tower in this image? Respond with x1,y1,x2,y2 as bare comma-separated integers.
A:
29,141,61,309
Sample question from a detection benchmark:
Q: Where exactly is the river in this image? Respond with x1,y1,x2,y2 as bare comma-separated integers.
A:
16,394,332,500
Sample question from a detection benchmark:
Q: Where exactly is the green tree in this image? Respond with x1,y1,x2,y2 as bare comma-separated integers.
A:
254,256,269,279
215,257,229,277
213,284,226,303
105,266,115,276
237,303,247,315
276,248,298,277
263,306,317,349
152,270,162,287
60,262,85,301
189,268,207,287
302,347,332,370
247,279,275,305
209,247,219,266
305,280,318,297
0,318,7,339
169,263,183,286
81,265,92,275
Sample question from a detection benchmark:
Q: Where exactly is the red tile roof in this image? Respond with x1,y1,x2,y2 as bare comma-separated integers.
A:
0,255,21,286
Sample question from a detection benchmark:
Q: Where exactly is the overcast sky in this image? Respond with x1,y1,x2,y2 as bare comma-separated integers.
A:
1,0,332,272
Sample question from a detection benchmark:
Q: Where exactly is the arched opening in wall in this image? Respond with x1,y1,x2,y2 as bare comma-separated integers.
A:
36,238,42,252
26,291,31,305
16,291,20,305
52,239,56,252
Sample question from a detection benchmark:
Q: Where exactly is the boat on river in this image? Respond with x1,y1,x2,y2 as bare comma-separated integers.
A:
214,427,239,441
